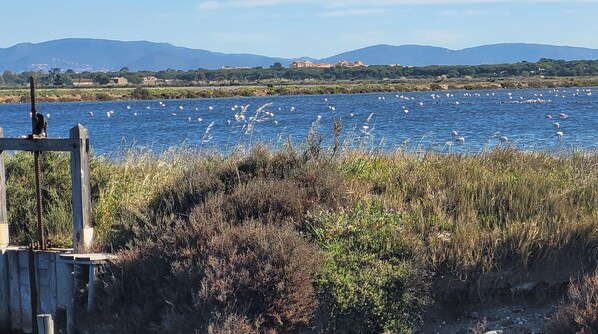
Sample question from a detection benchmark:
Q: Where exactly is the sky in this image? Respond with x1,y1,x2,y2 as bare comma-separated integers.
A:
2,0,598,59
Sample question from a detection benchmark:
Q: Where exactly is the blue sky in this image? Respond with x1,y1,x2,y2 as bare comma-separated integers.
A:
2,0,598,58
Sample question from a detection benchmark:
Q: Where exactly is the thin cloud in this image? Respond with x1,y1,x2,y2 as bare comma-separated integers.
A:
319,8,385,17
198,0,316,10
328,0,598,5
198,0,598,10
440,9,510,16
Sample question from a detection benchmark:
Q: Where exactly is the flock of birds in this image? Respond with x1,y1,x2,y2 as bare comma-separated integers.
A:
75,87,592,149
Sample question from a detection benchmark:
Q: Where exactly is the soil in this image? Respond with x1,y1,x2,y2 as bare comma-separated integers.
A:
417,254,594,334
420,299,556,333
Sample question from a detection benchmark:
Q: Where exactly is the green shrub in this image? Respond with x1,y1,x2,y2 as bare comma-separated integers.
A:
312,204,431,333
5,151,73,246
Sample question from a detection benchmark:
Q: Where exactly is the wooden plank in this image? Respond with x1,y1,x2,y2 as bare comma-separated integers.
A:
0,249,9,333
8,250,22,331
69,125,94,252
0,137,79,152
36,252,58,315
18,250,32,333
47,252,57,315
55,255,70,309
0,129,8,248
36,252,52,315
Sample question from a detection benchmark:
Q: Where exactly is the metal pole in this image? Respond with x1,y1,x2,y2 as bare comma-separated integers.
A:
30,77,46,250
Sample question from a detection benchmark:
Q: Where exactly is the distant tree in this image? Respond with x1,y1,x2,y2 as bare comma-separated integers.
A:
93,73,111,85
2,70,19,85
119,67,130,73
123,73,142,85
270,62,283,69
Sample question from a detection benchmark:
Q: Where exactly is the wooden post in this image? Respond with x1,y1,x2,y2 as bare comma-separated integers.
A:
0,128,8,248
87,264,97,311
37,314,54,334
69,125,93,252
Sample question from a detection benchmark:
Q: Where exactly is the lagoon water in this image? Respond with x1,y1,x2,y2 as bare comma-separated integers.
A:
0,87,597,156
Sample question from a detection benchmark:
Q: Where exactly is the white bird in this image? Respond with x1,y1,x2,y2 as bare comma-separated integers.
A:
450,130,460,137
553,122,560,128
455,137,465,144
179,106,184,110
88,111,94,116
208,106,214,110
555,131,564,140
499,136,508,143
188,117,192,123
126,105,131,110
559,113,568,119
198,118,203,122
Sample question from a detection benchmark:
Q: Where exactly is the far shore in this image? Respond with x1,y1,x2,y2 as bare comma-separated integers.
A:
1,76,597,104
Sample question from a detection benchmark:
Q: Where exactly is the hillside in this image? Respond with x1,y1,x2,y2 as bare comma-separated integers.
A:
1,38,598,72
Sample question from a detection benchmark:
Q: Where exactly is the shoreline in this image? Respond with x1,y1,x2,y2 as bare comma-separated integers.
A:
1,76,597,104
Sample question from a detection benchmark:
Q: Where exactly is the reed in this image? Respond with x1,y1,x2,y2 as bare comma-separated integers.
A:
5,137,598,332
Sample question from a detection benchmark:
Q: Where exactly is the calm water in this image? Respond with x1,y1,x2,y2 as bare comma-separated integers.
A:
0,87,597,156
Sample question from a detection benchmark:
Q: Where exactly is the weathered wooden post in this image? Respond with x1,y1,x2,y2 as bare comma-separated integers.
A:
70,125,93,253
37,313,54,334
0,128,8,248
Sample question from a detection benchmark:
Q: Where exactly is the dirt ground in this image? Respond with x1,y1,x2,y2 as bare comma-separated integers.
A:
416,257,588,334
420,299,556,334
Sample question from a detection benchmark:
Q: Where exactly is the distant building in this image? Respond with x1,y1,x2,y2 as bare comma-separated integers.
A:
289,60,333,68
221,66,251,70
110,77,128,86
71,78,93,87
142,76,159,86
336,60,366,68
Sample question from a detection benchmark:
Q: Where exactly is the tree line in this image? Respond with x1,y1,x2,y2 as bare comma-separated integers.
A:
1,58,597,87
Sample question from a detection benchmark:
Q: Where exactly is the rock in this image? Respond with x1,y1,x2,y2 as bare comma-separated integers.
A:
467,311,480,319
510,282,537,294
512,306,525,313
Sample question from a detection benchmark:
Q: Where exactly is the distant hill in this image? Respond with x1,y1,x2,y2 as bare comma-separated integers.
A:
1,39,598,72
0,38,291,72
321,43,598,66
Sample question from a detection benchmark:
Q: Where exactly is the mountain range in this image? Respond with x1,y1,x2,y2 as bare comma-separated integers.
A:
1,38,598,73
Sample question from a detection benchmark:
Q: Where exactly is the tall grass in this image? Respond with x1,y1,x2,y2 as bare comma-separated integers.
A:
5,138,598,332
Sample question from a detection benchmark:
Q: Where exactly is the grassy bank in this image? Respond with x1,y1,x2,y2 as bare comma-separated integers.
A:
4,144,598,332
2,76,598,104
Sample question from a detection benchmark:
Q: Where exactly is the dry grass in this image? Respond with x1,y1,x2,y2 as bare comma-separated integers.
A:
6,142,598,332
548,269,598,333
339,148,598,278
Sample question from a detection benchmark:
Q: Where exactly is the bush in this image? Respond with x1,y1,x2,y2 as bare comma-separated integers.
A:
312,205,431,333
5,152,73,246
89,213,321,333
547,269,598,333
